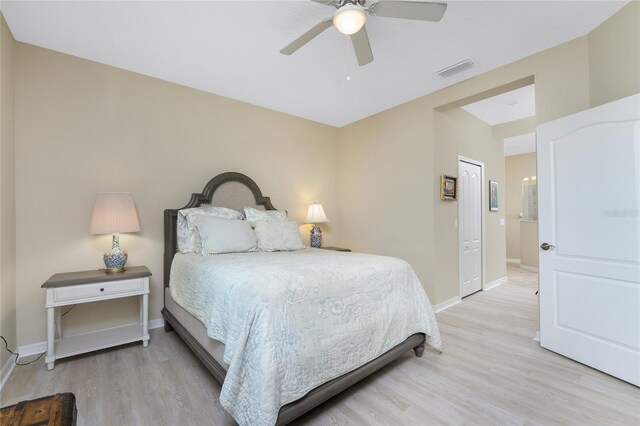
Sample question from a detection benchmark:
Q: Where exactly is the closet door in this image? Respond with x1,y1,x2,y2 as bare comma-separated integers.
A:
459,159,483,298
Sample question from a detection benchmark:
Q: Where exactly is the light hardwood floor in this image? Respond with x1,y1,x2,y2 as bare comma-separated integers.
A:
2,265,638,425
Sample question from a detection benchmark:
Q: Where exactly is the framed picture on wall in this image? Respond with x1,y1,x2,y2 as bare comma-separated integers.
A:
489,180,499,211
440,175,457,201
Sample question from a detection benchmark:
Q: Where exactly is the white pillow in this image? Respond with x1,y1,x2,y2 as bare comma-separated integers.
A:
254,220,305,252
177,206,244,253
193,215,257,255
244,206,288,226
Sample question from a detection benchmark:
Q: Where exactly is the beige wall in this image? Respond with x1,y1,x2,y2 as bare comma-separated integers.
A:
589,1,640,108
14,43,340,345
338,99,436,298
492,117,536,143
433,108,506,302
520,221,538,269
0,14,17,370
504,153,537,261
339,35,590,305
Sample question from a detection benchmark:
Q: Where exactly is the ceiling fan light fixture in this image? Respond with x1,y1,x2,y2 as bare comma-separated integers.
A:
333,4,367,35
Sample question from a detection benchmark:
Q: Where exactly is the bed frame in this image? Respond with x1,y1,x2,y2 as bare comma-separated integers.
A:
162,171,426,425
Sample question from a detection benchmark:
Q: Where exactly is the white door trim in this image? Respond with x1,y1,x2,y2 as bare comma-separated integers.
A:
458,156,486,297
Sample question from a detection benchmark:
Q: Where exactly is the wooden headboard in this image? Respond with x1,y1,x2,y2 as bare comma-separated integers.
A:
163,172,276,288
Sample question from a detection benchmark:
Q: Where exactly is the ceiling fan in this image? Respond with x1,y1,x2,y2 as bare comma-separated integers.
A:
280,0,447,66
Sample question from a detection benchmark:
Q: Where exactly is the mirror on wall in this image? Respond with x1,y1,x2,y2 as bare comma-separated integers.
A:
522,176,538,221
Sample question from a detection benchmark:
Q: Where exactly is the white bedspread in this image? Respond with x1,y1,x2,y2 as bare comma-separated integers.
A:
169,249,441,426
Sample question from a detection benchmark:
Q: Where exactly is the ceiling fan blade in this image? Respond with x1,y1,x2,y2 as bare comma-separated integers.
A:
280,18,334,55
369,1,447,22
310,0,339,5
350,25,373,66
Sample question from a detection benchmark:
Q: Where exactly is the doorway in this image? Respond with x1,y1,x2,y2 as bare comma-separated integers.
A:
433,76,535,302
458,157,484,298
504,132,538,272
458,81,538,276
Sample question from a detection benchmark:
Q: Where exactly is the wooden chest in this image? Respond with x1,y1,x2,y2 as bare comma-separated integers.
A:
0,393,77,426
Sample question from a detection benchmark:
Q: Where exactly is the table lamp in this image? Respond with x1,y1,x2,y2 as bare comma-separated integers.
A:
304,203,329,248
90,192,141,273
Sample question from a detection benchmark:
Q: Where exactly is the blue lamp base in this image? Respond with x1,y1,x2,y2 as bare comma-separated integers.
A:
310,225,322,248
103,234,128,273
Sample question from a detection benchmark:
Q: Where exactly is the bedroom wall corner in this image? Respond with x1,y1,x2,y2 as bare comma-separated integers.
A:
0,13,18,371
13,42,340,347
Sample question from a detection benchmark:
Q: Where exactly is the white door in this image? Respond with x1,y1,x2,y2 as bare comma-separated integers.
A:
537,94,640,386
459,159,483,297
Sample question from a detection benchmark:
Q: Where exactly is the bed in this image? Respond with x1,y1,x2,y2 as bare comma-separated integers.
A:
162,172,441,425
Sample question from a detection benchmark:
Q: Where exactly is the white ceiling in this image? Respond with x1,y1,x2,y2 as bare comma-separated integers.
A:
0,1,627,127
504,132,536,157
461,84,535,126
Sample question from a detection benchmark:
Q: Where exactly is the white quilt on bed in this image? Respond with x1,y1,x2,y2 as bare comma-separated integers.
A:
169,249,441,426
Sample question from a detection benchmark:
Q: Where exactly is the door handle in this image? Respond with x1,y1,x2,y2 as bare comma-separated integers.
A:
540,242,555,251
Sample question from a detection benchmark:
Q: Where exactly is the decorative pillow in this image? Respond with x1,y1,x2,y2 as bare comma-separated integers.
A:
243,206,288,226
177,206,244,253
254,220,305,252
193,215,257,255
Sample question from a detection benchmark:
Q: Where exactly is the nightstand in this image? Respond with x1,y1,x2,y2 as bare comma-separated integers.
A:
41,266,151,370
320,246,351,252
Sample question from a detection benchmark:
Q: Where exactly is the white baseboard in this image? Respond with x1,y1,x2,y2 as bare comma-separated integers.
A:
520,264,538,272
484,276,508,291
4,318,167,391
17,317,166,359
17,341,47,358
433,296,462,313
0,354,17,391
149,318,165,330
507,258,521,264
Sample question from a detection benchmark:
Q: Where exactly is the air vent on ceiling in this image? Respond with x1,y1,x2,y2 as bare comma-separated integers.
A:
436,58,474,78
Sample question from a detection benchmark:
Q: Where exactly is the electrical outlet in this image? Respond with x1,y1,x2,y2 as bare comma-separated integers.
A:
500,218,505,226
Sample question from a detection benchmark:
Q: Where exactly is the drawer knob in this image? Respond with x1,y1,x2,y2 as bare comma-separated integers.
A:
100,288,104,292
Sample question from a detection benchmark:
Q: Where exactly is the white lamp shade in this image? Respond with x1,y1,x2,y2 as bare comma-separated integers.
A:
90,192,141,235
333,4,367,35
304,203,329,224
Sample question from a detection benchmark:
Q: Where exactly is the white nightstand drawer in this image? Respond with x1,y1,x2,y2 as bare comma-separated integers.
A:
52,278,145,303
